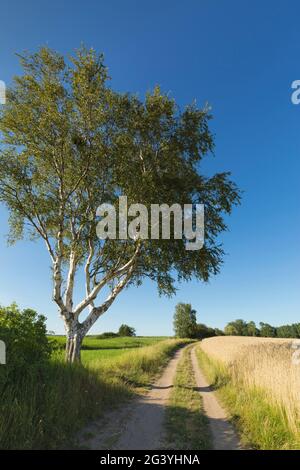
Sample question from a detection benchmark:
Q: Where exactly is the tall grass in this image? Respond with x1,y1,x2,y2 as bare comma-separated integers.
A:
197,336,300,449
0,355,128,449
87,338,191,387
0,338,188,449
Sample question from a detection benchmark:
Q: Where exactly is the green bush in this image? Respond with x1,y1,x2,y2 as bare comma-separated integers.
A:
95,332,119,339
118,324,136,337
0,303,52,383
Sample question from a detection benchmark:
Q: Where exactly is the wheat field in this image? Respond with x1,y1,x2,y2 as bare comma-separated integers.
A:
200,336,300,436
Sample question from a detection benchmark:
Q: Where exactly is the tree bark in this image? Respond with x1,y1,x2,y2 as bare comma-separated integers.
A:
65,321,84,363
62,260,138,363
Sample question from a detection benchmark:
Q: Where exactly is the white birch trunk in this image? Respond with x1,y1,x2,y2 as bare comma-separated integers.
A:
65,319,84,363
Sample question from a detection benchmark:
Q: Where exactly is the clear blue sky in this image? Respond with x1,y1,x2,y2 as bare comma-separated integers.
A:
0,0,299,335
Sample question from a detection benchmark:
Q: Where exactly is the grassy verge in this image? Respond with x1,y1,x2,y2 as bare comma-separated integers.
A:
0,338,189,449
196,346,300,450
87,338,192,388
164,345,211,449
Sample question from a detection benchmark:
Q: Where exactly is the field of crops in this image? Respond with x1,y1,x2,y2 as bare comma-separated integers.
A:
198,336,300,449
200,336,294,363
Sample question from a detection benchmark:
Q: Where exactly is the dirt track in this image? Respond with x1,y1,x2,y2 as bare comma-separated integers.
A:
78,343,241,450
191,345,242,450
78,346,186,450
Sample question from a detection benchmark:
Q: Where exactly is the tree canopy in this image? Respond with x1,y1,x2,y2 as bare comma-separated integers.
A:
118,324,136,337
223,319,300,338
0,47,241,361
173,303,197,338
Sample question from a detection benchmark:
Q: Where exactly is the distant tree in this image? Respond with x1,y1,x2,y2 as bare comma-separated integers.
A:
223,319,299,339
96,332,119,339
246,321,259,337
214,328,225,336
118,324,136,337
224,319,248,336
173,303,197,338
195,323,216,339
224,324,236,335
292,323,300,338
294,324,300,338
259,322,277,338
275,324,300,339
0,47,240,362
276,325,293,338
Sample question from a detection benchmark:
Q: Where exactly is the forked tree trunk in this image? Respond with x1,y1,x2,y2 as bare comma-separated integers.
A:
65,321,84,363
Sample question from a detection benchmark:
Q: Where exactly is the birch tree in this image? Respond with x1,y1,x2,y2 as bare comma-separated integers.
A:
0,47,240,362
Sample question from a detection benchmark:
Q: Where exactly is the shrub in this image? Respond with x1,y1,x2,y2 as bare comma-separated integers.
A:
118,324,136,337
95,332,119,339
0,303,52,383
195,323,217,339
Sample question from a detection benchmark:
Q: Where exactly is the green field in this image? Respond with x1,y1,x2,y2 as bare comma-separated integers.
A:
82,339,168,367
50,336,168,365
51,335,167,350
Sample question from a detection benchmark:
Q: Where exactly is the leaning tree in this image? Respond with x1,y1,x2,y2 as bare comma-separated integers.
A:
0,47,240,362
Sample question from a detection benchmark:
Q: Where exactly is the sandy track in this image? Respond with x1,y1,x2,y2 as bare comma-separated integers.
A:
191,345,242,450
78,346,187,450
78,343,242,450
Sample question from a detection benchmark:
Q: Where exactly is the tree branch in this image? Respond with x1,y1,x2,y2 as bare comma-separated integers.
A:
82,265,135,334
73,241,141,317
65,250,77,312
